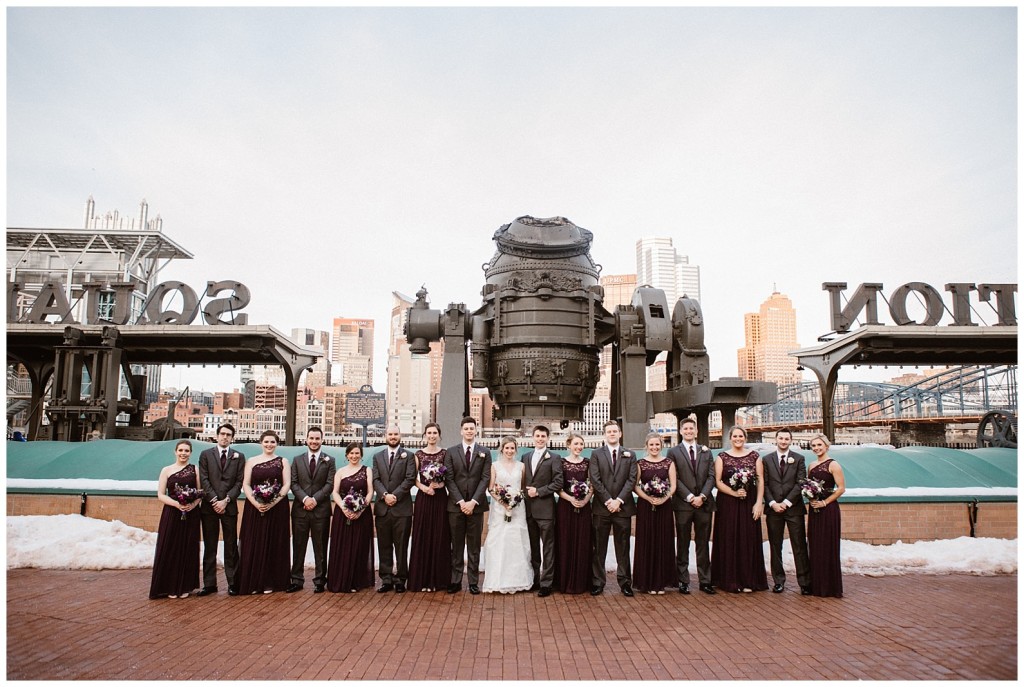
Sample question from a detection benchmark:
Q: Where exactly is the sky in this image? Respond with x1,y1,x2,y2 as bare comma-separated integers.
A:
6,7,1017,395
7,513,1018,576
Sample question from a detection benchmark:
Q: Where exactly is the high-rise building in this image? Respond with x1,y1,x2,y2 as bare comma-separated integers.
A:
737,290,801,386
290,327,331,391
331,317,374,388
386,292,442,436
635,237,701,305
594,274,638,400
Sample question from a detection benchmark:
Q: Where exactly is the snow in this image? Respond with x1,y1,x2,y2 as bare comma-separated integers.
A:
6,515,1016,577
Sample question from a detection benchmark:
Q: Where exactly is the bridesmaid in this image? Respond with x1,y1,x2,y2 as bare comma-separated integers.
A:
237,430,291,595
326,443,375,593
555,432,593,594
806,434,846,598
711,426,768,593
149,439,202,599
408,423,452,592
632,433,678,594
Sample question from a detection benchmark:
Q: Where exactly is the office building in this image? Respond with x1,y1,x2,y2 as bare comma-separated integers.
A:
635,236,701,305
737,290,801,386
332,317,374,388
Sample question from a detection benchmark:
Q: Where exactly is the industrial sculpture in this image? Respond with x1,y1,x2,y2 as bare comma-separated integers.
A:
406,215,777,447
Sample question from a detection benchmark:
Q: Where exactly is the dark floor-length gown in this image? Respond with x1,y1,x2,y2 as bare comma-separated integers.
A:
326,466,375,592
807,459,843,598
633,458,679,592
149,464,201,598
711,451,769,592
555,457,593,594
408,451,452,591
237,457,291,594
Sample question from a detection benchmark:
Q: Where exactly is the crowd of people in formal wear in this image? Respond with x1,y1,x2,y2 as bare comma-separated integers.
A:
149,418,845,600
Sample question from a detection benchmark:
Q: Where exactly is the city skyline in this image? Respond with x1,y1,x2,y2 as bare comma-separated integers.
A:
7,7,1016,396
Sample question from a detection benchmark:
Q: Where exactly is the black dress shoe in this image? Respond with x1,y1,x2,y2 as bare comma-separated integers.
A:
395,583,406,593
699,584,716,595
772,584,785,593
446,584,461,594
538,587,552,598
590,586,603,596
801,586,812,596
377,583,394,593
468,584,481,595
227,586,238,596
678,583,690,595
313,584,325,594
286,584,303,593
196,587,218,597
529,582,541,592
621,585,634,597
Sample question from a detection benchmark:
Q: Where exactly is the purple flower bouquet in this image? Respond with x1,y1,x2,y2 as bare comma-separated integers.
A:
491,483,524,522
567,478,590,513
171,483,204,520
420,461,448,486
728,467,756,492
341,487,366,526
252,479,281,516
641,475,670,511
799,477,828,512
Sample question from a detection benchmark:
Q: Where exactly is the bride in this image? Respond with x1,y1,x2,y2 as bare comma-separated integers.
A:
482,436,534,593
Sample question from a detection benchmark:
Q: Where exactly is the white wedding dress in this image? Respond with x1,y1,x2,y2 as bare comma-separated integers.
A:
481,461,534,594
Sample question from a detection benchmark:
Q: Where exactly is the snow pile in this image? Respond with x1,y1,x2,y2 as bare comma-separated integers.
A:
840,537,1017,576
7,514,157,570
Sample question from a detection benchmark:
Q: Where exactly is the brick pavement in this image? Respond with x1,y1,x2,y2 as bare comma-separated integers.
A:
7,569,1015,680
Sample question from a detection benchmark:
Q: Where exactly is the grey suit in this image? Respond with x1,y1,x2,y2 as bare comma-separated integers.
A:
763,449,811,589
668,442,716,586
523,448,564,588
198,445,245,590
443,443,491,586
589,445,637,590
372,445,416,585
290,451,336,587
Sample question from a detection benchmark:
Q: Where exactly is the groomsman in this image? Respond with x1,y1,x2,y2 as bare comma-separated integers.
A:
288,426,336,594
372,425,416,593
764,428,812,595
197,423,244,596
443,416,491,594
589,420,637,597
523,425,563,597
668,418,716,595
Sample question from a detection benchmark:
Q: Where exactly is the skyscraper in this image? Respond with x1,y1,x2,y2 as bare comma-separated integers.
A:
635,237,701,305
736,290,801,386
386,291,442,435
332,317,374,388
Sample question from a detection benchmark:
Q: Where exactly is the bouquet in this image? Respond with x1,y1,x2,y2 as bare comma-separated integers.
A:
799,478,828,512
567,478,590,513
728,467,756,493
252,479,281,516
341,487,366,526
171,483,204,520
641,475,670,511
491,483,524,522
420,461,448,486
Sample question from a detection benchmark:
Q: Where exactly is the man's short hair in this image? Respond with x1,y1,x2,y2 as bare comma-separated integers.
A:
217,423,235,436
461,416,477,427
307,426,323,437
776,427,793,439
532,425,550,436
603,420,621,431
680,418,697,429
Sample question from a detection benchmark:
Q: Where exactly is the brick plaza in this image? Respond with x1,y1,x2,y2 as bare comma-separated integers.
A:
7,568,1015,680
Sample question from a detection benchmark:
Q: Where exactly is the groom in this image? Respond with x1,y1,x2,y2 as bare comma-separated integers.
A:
763,428,811,595
443,416,491,595
523,425,563,597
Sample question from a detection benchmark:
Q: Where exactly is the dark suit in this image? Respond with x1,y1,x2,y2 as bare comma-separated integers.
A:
523,448,564,588
290,450,336,587
372,445,417,585
589,445,637,590
443,443,491,586
763,449,811,589
198,445,245,590
668,442,716,586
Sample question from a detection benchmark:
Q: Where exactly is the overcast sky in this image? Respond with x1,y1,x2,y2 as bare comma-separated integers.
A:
7,7,1017,394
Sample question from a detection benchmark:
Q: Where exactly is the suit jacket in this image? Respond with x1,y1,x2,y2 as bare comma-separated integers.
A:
588,445,637,517
443,443,492,514
372,445,417,517
198,446,245,515
522,448,564,519
290,450,337,518
668,443,717,513
762,450,807,514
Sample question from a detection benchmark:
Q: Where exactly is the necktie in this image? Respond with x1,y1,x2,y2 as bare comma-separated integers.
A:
779,455,787,476
466,446,472,469
389,451,395,468
310,455,317,477
220,451,227,473
689,445,696,473
611,448,617,468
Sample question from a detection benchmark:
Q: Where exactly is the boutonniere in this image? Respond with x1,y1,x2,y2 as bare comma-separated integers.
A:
400,451,408,459
700,445,708,453
622,451,632,458
477,451,487,459
232,452,241,460
786,456,795,464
